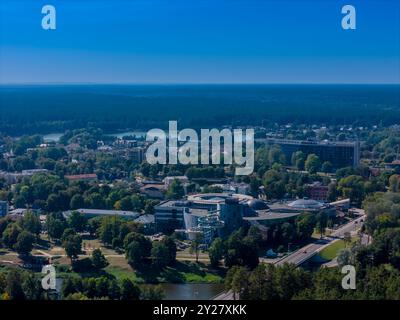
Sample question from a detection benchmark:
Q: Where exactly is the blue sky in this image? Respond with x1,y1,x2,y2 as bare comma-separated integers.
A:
0,0,399,84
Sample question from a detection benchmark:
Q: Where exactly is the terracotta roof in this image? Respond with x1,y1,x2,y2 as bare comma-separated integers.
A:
141,184,165,191
65,173,97,180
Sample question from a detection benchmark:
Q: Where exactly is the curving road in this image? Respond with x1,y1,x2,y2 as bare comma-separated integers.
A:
273,211,365,267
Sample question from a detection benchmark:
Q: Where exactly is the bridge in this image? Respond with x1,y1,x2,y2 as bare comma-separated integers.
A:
214,210,365,300
274,212,364,267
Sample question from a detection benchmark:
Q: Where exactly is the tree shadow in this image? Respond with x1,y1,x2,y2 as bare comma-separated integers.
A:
35,237,52,250
124,259,225,284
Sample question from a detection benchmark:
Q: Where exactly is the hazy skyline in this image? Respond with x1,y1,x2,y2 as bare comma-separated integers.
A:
1,0,399,84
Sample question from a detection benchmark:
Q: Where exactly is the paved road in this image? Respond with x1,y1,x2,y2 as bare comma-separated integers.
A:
274,212,365,267
213,290,235,300
214,221,363,300
1,251,209,263
215,211,367,300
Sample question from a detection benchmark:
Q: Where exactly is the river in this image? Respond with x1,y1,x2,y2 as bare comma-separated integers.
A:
105,131,148,139
55,278,223,300
42,131,149,143
160,283,224,300
43,133,64,143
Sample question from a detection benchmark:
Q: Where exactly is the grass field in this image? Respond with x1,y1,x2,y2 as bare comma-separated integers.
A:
54,258,223,285
1,237,223,285
318,240,346,260
132,261,224,284
312,229,333,239
180,271,222,283
105,264,141,282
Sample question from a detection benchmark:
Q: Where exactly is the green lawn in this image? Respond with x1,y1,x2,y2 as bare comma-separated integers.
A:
57,259,223,285
181,272,221,283
104,262,224,284
105,265,141,282
312,229,333,239
318,240,346,260
136,261,224,284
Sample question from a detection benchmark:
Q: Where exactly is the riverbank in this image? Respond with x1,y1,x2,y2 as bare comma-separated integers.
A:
58,260,225,300
107,261,224,284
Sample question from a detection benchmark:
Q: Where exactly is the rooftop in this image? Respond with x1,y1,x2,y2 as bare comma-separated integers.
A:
135,214,155,224
141,184,166,190
243,210,301,221
247,199,269,211
287,198,325,210
187,193,253,204
8,208,29,215
157,200,190,208
189,209,209,217
163,176,188,181
65,173,98,181
63,208,139,218
265,138,359,147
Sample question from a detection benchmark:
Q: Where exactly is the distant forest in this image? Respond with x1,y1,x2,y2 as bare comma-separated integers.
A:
0,85,399,135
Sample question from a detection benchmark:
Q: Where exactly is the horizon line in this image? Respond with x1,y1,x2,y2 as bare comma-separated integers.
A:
1,82,400,86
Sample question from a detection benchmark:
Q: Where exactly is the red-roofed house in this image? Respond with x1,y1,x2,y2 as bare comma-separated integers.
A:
65,173,98,182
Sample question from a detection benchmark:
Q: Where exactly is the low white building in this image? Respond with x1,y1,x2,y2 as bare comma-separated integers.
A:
210,182,250,195
163,176,189,188
63,208,140,220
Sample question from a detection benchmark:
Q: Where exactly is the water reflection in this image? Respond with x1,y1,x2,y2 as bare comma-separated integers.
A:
160,283,224,300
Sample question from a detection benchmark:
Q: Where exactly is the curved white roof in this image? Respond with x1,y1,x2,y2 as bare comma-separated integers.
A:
287,198,324,209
